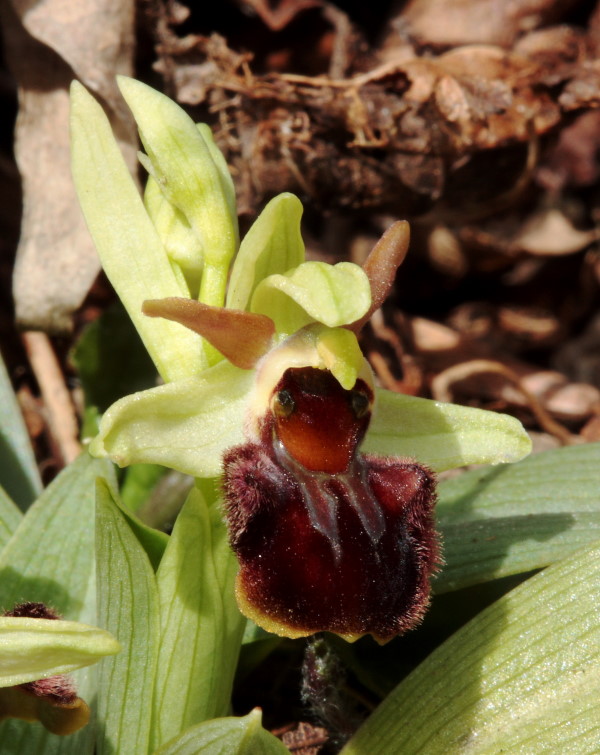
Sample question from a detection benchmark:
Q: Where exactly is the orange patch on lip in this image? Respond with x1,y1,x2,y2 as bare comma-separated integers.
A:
272,368,372,473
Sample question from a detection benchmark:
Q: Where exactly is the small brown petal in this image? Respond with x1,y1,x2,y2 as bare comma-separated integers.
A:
349,222,410,333
143,297,275,369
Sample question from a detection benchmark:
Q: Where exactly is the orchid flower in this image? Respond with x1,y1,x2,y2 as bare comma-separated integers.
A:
0,603,120,735
70,78,531,643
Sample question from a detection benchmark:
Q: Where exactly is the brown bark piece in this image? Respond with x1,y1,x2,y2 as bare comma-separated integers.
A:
3,0,137,333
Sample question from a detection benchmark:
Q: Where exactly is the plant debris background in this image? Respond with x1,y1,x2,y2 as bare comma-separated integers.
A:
1,0,600,751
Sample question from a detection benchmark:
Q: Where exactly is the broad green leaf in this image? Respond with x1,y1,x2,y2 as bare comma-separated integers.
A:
155,709,288,755
151,484,245,749
0,453,110,620
0,453,113,755
342,539,600,755
0,487,21,554
0,349,42,510
70,81,203,382
90,360,251,478
251,261,371,335
436,442,600,592
117,77,238,308
0,618,120,687
227,193,305,312
95,479,160,755
364,390,531,471
109,482,169,573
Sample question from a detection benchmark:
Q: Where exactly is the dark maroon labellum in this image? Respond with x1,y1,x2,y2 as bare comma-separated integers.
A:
223,366,439,644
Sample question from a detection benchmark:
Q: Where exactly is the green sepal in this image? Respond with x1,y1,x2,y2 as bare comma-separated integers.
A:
251,261,371,335
89,361,252,478
364,390,532,471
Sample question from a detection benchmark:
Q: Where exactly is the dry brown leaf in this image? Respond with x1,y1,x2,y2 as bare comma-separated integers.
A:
514,208,599,256
393,0,580,49
4,0,137,333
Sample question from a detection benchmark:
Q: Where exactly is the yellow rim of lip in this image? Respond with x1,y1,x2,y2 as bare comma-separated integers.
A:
235,574,370,644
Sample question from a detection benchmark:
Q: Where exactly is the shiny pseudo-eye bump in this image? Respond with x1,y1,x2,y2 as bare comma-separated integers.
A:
223,356,439,645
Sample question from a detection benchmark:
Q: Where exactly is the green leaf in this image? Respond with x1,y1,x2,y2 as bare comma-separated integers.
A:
117,77,238,308
70,81,204,382
71,301,158,417
0,618,120,687
0,453,111,621
435,442,600,592
109,483,169,573
364,390,532,471
227,193,305,312
342,538,600,754
0,487,21,555
151,483,245,749
154,709,289,755
0,349,42,510
90,360,252,478
95,479,160,755
0,452,113,754
251,261,371,334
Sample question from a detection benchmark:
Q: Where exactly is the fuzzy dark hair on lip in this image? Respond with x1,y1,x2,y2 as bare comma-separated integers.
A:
222,365,439,644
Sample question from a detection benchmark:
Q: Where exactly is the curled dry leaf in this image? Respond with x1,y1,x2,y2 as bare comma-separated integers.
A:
6,0,137,333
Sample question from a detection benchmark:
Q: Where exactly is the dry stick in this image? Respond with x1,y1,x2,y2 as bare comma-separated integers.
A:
431,359,576,446
21,331,81,466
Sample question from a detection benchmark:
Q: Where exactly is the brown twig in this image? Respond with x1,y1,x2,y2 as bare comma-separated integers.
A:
21,331,81,467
